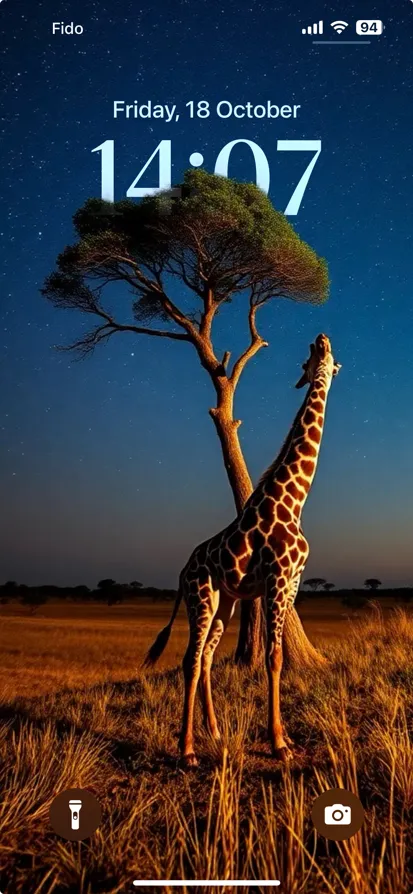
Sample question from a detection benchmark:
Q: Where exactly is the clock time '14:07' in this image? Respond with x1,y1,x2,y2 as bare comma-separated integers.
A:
92,138,322,216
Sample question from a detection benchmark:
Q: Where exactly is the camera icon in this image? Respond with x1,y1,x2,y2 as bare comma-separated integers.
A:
324,803,352,825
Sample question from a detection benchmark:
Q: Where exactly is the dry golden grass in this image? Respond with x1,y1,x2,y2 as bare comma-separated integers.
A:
0,597,369,699
0,602,412,893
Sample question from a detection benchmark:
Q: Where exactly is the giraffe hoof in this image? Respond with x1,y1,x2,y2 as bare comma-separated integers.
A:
273,746,293,763
181,753,198,769
209,730,221,742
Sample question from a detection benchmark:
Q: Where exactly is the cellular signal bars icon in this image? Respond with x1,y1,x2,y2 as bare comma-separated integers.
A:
302,20,323,35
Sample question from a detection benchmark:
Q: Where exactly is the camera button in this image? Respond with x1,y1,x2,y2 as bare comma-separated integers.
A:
311,788,364,841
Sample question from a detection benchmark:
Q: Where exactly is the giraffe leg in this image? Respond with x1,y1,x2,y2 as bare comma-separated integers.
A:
179,581,219,767
282,571,302,748
265,574,293,761
200,593,236,739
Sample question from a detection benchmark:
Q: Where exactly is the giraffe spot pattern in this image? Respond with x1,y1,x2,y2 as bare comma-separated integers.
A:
296,476,308,489
266,482,285,500
252,529,266,550
220,549,235,570
276,465,290,483
303,409,316,425
286,481,300,498
283,494,294,509
260,496,276,521
238,554,251,573
228,529,246,555
277,504,292,522
225,569,241,588
198,566,210,585
308,425,321,443
261,545,275,566
312,400,324,413
240,507,258,531
299,441,317,458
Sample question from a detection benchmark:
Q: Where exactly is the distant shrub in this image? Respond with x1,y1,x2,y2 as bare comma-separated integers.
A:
20,589,48,614
341,592,368,611
364,578,382,590
303,578,327,591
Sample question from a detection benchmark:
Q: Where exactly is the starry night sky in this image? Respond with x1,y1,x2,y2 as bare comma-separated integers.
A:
1,0,412,589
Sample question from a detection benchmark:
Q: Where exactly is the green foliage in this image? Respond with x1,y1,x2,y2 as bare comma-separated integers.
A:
42,170,329,338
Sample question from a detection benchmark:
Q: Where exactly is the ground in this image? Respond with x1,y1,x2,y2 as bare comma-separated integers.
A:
0,599,412,893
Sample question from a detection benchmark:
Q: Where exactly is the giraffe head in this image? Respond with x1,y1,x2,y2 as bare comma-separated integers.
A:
295,334,341,389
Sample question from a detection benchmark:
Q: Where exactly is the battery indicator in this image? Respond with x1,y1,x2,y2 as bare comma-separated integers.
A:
356,20,384,35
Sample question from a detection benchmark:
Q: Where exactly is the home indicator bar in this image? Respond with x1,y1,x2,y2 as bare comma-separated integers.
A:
132,882,281,888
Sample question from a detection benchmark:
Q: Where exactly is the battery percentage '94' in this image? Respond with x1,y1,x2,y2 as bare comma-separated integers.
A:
356,20,384,34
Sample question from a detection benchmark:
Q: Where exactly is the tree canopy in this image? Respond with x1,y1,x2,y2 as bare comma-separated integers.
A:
42,169,329,360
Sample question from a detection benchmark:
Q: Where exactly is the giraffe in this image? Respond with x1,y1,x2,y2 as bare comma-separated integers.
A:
144,333,341,766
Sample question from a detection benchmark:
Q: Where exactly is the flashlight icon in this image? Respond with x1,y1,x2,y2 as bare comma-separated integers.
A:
68,799,82,830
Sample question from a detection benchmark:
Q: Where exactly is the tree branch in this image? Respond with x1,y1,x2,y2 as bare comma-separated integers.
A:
199,288,218,340
229,302,269,389
57,318,190,359
222,350,231,370
85,250,201,342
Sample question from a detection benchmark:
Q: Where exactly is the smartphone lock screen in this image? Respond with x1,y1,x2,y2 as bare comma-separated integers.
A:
1,1,412,892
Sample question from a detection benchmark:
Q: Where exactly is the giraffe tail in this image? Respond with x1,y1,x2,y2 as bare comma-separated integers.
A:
142,586,183,668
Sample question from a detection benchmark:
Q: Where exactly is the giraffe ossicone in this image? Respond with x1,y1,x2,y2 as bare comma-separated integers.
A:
144,333,341,767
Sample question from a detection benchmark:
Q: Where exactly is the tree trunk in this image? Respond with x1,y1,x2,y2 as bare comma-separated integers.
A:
209,381,326,671
235,599,264,667
209,385,264,668
282,604,328,670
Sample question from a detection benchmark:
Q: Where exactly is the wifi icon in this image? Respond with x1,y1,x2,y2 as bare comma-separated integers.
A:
331,20,349,33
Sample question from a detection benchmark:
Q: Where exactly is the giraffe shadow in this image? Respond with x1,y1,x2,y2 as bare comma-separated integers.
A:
0,676,184,773
1,658,325,780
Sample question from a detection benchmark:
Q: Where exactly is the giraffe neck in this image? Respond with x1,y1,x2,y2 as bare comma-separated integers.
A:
264,367,333,518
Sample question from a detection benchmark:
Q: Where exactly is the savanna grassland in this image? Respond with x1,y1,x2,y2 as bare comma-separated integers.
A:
0,600,413,894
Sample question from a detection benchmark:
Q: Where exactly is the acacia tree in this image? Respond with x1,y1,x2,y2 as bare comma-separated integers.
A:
303,577,327,591
97,578,117,590
364,578,382,590
42,169,329,668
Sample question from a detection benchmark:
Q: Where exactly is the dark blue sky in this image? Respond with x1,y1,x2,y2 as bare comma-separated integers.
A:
1,0,412,588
